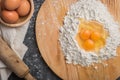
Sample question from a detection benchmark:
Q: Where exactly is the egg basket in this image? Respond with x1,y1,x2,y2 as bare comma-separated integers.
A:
0,0,34,27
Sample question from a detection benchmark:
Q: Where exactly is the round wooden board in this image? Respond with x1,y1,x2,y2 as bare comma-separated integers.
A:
36,0,120,80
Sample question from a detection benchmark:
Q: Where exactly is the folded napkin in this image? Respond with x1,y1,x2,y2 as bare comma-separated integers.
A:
0,22,29,80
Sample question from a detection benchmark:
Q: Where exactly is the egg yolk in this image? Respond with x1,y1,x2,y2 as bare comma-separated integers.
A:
79,29,91,40
83,39,95,51
91,31,101,41
76,19,108,52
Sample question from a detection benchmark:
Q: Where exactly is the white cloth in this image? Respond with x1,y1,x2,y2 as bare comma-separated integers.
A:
0,22,29,80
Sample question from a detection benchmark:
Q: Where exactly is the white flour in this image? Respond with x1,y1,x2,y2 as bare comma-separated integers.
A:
59,0,120,66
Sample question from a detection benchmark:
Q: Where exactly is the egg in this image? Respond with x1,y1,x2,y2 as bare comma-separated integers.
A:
17,0,30,17
0,1,1,14
0,0,1,8
76,20,108,52
83,39,95,51
4,0,21,10
1,10,19,24
0,0,5,10
79,29,91,40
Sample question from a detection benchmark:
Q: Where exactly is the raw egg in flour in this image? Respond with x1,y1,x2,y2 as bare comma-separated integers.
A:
79,29,91,40
76,19,108,52
83,39,95,50
91,31,101,41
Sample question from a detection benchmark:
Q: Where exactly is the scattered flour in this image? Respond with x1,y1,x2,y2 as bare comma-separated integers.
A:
59,0,120,66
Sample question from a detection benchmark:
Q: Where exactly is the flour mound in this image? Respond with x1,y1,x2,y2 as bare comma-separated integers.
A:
59,0,120,66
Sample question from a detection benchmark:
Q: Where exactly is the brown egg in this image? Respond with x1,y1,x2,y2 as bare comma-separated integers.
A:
1,10,19,24
0,1,1,14
0,0,5,10
4,0,21,10
0,0,1,8
17,0,30,17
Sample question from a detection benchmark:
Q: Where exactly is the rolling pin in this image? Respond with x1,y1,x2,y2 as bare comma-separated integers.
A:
0,36,36,80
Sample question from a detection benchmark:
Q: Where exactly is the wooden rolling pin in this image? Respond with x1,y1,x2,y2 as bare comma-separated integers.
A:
0,36,36,80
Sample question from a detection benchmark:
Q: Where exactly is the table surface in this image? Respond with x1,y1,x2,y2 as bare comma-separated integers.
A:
8,0,61,80
8,0,120,80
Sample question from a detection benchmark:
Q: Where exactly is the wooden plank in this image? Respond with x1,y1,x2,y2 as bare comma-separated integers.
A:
36,0,120,80
101,0,120,22
66,64,79,80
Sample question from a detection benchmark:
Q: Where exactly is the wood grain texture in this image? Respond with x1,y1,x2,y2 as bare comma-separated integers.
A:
36,0,120,80
101,0,120,22
0,37,36,79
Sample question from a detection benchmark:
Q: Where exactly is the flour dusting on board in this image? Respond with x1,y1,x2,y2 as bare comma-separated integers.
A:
59,0,120,66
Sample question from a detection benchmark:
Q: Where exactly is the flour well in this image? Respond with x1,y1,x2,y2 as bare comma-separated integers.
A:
59,0,120,66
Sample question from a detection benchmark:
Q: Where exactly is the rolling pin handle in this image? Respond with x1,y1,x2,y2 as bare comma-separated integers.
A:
0,36,36,80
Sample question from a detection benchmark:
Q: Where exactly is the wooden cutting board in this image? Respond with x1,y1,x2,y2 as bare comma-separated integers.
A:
36,0,120,80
